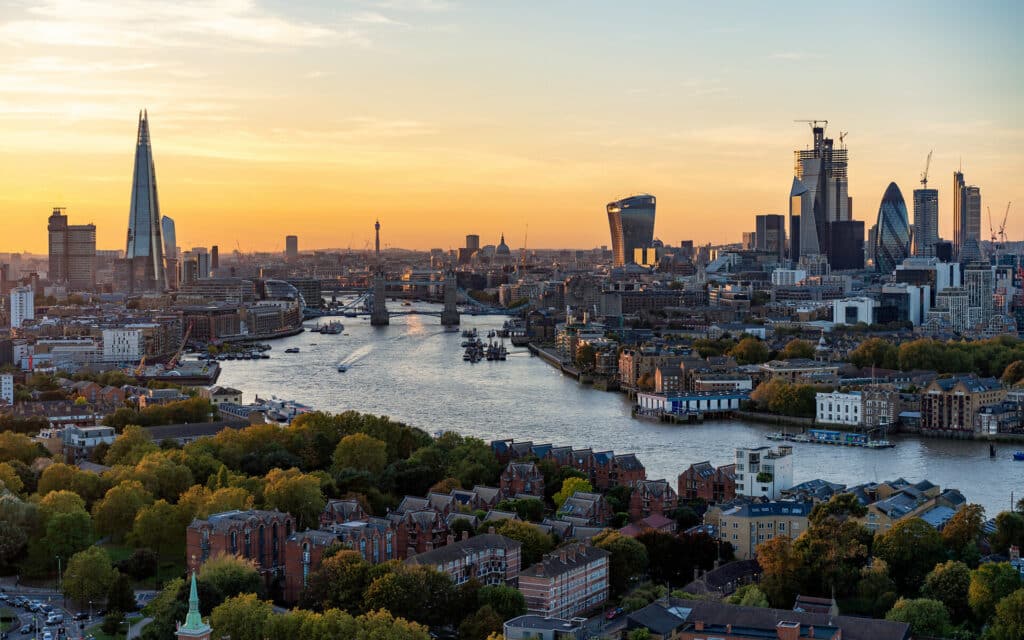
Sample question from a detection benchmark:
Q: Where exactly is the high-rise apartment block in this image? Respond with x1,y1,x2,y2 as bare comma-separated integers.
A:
48,207,96,290
607,194,656,267
9,286,34,329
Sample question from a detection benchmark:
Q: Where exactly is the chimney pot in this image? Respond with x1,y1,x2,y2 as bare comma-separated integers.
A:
695,621,704,631
446,534,454,545
810,627,815,638
488,526,495,534
727,625,732,633
461,530,470,541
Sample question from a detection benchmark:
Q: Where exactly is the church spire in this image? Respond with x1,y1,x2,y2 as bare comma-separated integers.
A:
177,571,211,638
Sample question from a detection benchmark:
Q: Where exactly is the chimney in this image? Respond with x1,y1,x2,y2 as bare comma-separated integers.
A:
777,621,801,640
809,627,815,638
695,621,704,631
446,534,454,545
461,530,470,541
560,550,567,562
727,625,732,634
488,526,496,534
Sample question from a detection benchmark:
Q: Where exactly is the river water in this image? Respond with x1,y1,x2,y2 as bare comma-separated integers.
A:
214,301,1023,517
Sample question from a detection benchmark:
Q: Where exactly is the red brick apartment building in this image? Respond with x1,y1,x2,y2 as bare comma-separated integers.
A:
518,544,610,619
678,461,737,503
186,510,293,577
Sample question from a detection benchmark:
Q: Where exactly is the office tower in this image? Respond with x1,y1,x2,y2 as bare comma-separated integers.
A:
183,248,211,279
755,214,786,260
792,125,849,262
953,170,964,255
211,246,219,271
828,221,865,270
742,231,756,250
465,235,480,252
285,235,298,259
125,110,165,292
47,208,68,282
161,215,178,290
913,188,939,257
606,194,656,267
48,207,96,290
10,286,34,328
959,185,982,263
873,183,911,274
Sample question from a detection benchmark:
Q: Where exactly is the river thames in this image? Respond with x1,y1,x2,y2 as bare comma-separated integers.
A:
215,302,1023,516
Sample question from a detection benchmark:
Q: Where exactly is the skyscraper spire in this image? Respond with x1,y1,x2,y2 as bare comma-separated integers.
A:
125,109,166,291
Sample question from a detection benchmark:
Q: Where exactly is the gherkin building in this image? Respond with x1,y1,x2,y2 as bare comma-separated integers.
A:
874,182,911,274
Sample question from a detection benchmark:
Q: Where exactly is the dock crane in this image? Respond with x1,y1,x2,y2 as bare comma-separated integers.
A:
920,150,933,189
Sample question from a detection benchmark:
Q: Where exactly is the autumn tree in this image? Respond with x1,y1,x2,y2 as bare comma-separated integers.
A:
92,480,154,542
62,546,117,604
488,519,554,567
729,337,770,365
922,561,971,623
988,588,1024,640
131,499,186,556
941,503,985,564
0,432,42,465
299,550,371,613
263,467,326,530
554,477,593,510
968,562,1022,622
780,339,815,360
332,433,388,475
199,553,265,603
210,593,272,640
104,425,159,466
592,530,649,595
756,535,805,608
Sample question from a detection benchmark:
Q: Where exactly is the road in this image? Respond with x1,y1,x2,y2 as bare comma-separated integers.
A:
0,582,154,640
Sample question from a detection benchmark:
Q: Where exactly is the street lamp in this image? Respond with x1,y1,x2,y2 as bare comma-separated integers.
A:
54,555,62,592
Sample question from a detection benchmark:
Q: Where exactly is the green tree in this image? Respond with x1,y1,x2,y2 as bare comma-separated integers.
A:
0,462,24,495
780,339,815,360
885,598,952,637
593,530,649,596
729,337,770,364
727,584,769,607
63,546,117,604
942,504,985,562
363,566,456,627
42,509,94,563
458,605,504,640
988,588,1024,640
199,553,265,602
628,630,653,640
553,477,594,510
794,493,872,597
1002,360,1024,386
132,451,195,502
574,344,597,370
991,511,1024,554
848,337,899,369
299,550,371,613
923,561,971,623
477,584,526,620
968,562,1022,622
107,571,137,613
495,497,545,523
210,593,273,640
855,560,899,617
332,433,388,475
488,519,554,567
263,467,326,530
0,432,42,465
104,425,159,466
873,518,947,594
92,480,154,542
131,499,185,556
755,535,805,608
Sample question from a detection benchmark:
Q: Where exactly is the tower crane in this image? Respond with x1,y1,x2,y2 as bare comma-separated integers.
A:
988,206,997,244
920,150,933,189
838,131,848,147
793,119,828,131
998,202,1012,245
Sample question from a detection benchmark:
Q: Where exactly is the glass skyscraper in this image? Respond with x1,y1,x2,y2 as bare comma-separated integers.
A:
874,182,911,274
913,188,939,257
606,194,656,267
125,110,165,292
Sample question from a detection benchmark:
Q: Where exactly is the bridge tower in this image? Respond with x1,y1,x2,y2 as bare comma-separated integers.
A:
440,267,460,326
371,268,389,326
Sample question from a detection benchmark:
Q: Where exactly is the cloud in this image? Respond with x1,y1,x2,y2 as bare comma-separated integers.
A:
769,51,820,61
351,11,408,27
0,0,356,50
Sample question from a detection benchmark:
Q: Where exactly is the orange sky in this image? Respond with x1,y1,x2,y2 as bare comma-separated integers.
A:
1,1,1021,254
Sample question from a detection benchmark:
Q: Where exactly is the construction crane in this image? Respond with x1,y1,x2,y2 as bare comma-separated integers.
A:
133,355,147,377
838,131,848,146
988,206,997,244
999,202,1012,245
920,150,933,189
165,321,193,370
793,119,828,131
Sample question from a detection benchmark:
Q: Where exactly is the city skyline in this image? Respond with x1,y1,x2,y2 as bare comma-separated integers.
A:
0,1,1020,253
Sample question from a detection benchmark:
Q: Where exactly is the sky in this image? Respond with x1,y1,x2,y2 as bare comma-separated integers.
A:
0,0,1021,253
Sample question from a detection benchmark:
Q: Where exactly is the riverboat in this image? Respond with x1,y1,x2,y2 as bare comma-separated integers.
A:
1013,451,1024,461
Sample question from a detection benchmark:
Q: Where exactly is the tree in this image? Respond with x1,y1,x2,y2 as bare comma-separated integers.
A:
780,339,815,360
923,561,971,623
41,509,94,563
263,467,326,530
363,566,456,627
988,588,1024,640
628,630,653,640
92,480,154,542
131,499,185,556
299,550,371,613
593,530,649,596
968,562,1022,622
489,519,554,567
729,337,770,365
0,462,24,495
885,598,951,637
575,344,596,370
107,571,136,613
199,553,265,603
210,593,272,640
554,477,593,510
0,432,42,465
132,451,195,502
942,504,985,562
478,584,526,620
848,337,898,369
855,561,899,618
101,611,124,636
459,605,504,640
332,433,388,475
1002,360,1024,386
794,493,872,597
63,546,117,604
991,511,1024,554
104,425,158,466
873,518,947,595
495,497,545,523
756,535,805,608
727,584,769,607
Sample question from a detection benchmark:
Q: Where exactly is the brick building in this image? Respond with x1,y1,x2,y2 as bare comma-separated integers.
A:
500,461,545,497
628,479,679,521
405,532,522,586
920,374,1005,435
186,509,293,579
678,461,737,503
518,544,610,619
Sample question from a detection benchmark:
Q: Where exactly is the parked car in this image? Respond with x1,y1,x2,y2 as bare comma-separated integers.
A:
18,625,31,635
46,614,64,625
72,613,89,621
605,607,625,620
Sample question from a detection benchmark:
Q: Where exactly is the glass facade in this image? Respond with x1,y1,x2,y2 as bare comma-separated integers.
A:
606,194,656,267
125,111,166,291
874,182,911,274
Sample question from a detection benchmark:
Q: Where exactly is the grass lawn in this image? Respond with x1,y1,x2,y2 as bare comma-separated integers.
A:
1,606,18,632
84,622,127,640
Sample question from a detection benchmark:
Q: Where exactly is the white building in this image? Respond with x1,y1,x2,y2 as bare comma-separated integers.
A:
832,297,877,326
63,425,117,458
881,283,931,326
9,286,34,328
771,269,807,286
735,445,794,500
0,374,13,404
102,328,143,362
816,391,863,426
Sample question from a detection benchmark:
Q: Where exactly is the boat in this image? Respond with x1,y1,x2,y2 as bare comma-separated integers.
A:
337,364,349,372
343,311,358,318
990,444,997,458
318,322,344,334
766,432,787,441
864,440,894,449
1013,451,1024,461
285,347,300,354
444,326,460,333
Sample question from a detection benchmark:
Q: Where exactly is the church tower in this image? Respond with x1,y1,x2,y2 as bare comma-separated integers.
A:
176,572,212,640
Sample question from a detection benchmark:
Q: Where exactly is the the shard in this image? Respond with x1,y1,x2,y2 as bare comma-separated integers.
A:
125,110,166,292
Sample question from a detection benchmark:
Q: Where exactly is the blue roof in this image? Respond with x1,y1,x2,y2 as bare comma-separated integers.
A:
920,505,957,528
